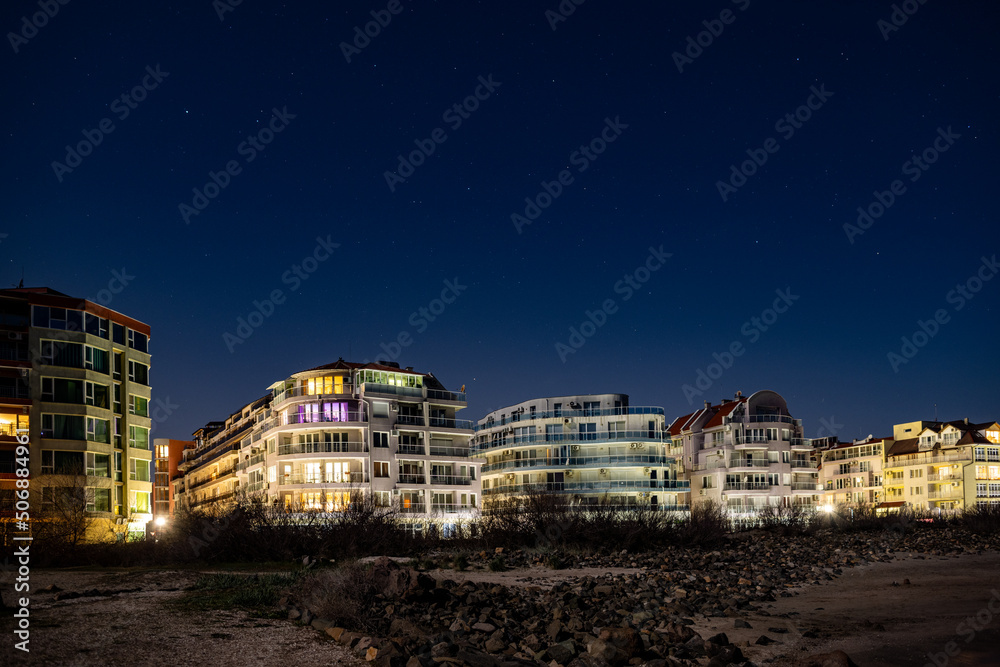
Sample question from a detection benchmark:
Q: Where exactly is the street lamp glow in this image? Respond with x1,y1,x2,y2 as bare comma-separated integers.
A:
154,516,167,527
821,504,834,514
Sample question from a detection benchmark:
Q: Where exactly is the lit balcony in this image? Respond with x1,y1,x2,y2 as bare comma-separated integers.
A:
277,441,368,456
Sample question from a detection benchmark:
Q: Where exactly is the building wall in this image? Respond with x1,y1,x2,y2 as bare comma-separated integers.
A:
818,438,889,507
475,394,687,509
0,288,152,542
173,361,480,530
674,390,819,515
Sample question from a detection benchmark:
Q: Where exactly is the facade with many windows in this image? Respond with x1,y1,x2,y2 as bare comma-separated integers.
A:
474,394,688,510
0,287,152,542
885,419,1000,512
173,360,479,532
818,437,890,508
671,390,820,515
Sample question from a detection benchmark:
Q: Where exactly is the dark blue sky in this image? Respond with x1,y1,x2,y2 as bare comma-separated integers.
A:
3,0,997,441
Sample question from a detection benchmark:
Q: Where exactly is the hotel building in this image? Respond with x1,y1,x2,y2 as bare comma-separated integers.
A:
884,419,1000,512
818,436,891,508
173,360,479,532
670,390,820,515
474,394,688,510
0,287,152,542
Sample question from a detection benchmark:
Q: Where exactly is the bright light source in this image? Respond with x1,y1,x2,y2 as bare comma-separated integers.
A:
821,504,834,513
154,516,167,527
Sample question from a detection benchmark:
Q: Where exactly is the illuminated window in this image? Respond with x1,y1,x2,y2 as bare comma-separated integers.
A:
374,462,389,478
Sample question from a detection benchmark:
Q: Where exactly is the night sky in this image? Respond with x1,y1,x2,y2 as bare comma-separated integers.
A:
3,1,997,441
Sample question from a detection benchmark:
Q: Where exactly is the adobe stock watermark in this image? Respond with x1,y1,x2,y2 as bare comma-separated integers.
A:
672,0,751,73
815,416,845,439
213,0,244,21
716,84,833,202
511,116,628,234
179,106,296,224
384,75,501,192
51,65,169,182
362,278,468,364
843,125,960,244
223,235,339,353
340,0,404,63
545,0,587,31
7,0,71,54
682,288,799,404
887,255,997,373
878,0,930,42
924,589,1000,667
555,246,671,362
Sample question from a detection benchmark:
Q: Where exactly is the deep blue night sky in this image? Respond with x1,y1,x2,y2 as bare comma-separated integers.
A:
2,0,997,440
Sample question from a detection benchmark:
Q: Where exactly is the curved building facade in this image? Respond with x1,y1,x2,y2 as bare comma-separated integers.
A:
474,394,688,510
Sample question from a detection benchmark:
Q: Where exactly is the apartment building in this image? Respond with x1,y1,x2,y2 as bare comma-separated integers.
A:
885,419,1000,512
0,287,152,542
670,390,820,515
474,394,688,510
152,438,194,519
818,436,891,508
173,359,479,533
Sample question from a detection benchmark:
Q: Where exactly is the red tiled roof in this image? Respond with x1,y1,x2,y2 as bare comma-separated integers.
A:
878,501,906,509
887,438,919,457
703,400,744,429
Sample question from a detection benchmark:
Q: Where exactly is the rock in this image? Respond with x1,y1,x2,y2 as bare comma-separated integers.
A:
597,627,642,658
472,622,497,633
326,627,345,642
368,556,436,599
287,607,301,620
795,649,860,667
767,627,789,634
546,639,579,663
365,646,379,661
586,638,621,663
310,617,332,632
39,584,62,593
547,619,565,641
755,635,777,645
734,619,752,629
484,636,506,653
707,632,729,646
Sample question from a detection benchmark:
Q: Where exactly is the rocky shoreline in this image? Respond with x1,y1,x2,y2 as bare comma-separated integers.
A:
282,526,1000,666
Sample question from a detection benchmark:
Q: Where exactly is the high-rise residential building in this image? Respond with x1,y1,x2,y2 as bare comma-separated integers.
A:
884,418,1000,512
173,360,479,533
818,436,891,509
152,438,194,518
670,390,820,515
474,394,688,510
0,287,152,542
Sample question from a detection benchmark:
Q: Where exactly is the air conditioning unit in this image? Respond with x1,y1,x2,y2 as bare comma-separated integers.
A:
507,473,515,480
643,467,650,474
565,470,574,477
563,418,573,426
391,430,399,437
390,405,398,411
699,489,705,496
571,445,580,452
8,332,23,340
599,468,607,475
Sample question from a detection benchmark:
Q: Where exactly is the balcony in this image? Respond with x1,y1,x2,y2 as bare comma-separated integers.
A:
398,474,426,485
245,480,267,494
398,444,426,455
723,482,770,491
791,460,814,468
482,453,672,474
430,503,477,514
476,406,664,431
426,388,467,403
0,385,30,399
395,414,425,426
929,487,963,499
430,474,472,486
428,445,472,458
278,472,367,486
927,473,960,482
362,383,424,399
792,482,821,491
728,458,771,468
278,441,368,456
474,431,661,453
272,383,356,405
888,452,971,467
400,502,427,514
483,479,689,496
747,414,794,424
429,417,474,430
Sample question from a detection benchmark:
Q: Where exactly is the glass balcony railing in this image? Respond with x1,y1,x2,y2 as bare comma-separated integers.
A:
476,406,664,431
277,441,368,456
482,454,672,473
484,479,689,495
474,431,662,453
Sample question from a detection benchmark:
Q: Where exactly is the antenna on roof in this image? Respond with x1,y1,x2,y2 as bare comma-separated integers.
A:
934,403,938,421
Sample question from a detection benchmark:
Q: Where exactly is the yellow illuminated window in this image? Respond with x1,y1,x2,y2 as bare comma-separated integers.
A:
334,376,344,394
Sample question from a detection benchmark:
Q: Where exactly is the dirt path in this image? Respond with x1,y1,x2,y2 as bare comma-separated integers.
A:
1,569,362,666
690,552,1000,666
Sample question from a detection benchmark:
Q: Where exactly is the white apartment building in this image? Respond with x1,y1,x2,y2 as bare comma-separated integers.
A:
474,394,688,510
818,436,890,508
670,390,820,516
174,360,480,533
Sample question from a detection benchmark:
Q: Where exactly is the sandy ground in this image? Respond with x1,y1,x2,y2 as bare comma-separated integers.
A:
0,569,362,666
4,555,999,666
690,552,1000,666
